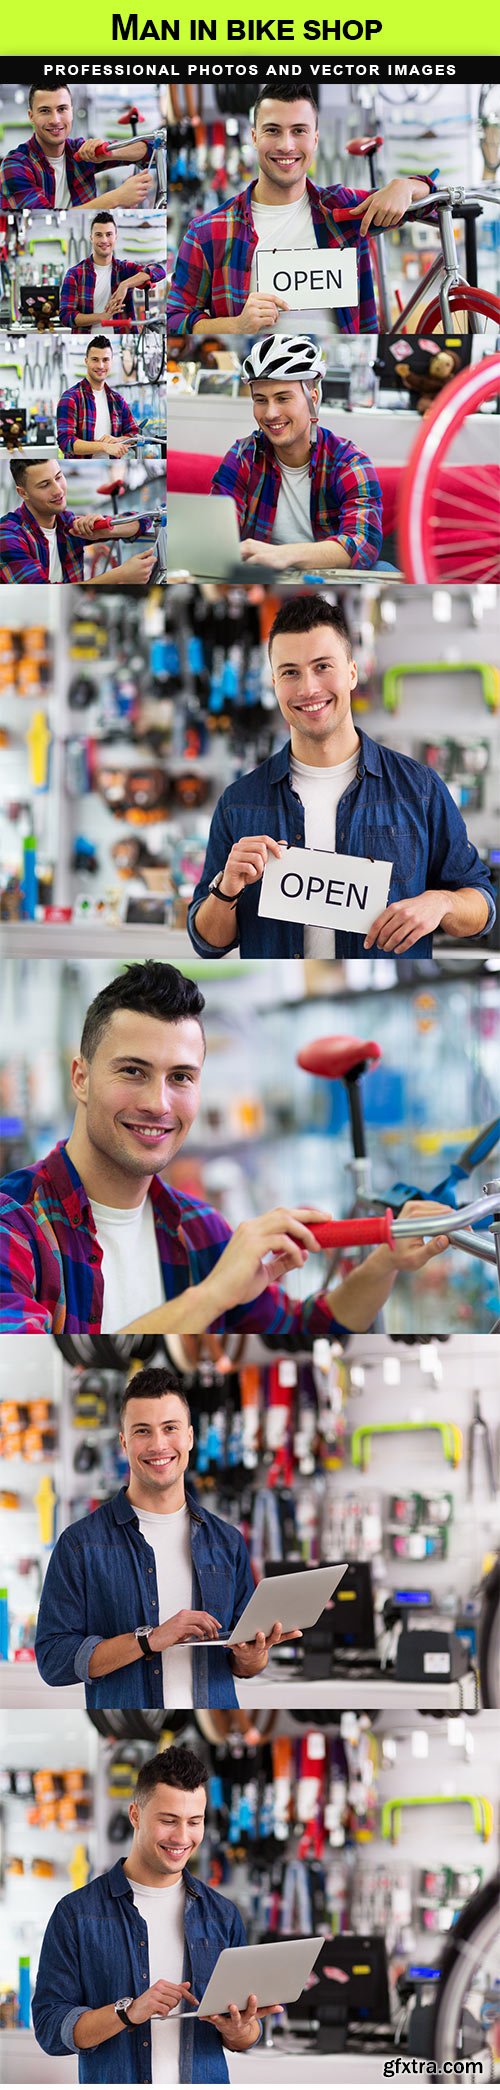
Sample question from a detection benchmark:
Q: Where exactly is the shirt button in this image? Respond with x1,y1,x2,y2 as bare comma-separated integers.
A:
148,1567,153,1574
154,1667,160,1676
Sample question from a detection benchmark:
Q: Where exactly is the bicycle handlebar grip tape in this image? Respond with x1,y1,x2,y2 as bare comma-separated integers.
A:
310,1210,395,1250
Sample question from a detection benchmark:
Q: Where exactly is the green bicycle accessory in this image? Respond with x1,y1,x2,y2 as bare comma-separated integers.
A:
382,662,500,713
351,1422,463,1470
381,1794,493,1844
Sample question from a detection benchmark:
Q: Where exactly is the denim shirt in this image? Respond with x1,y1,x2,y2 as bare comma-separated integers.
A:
32,1858,246,2083
188,728,496,960
35,1484,254,1709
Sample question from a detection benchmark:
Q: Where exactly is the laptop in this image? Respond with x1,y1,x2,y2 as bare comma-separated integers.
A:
181,1936,324,2018
167,492,283,583
182,1561,348,1647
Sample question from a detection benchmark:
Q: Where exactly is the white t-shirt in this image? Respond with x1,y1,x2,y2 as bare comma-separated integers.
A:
46,153,71,207
136,1502,193,1709
89,1194,164,1331
42,524,63,584
128,1875,185,2085
93,263,113,312
290,748,359,958
271,459,312,546
250,190,333,332
92,387,112,441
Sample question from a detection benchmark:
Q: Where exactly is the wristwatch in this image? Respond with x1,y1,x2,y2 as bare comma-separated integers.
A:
134,1625,155,1659
115,1997,135,2027
208,871,238,907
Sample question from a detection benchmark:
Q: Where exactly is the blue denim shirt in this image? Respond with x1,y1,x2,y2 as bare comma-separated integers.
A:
35,1484,254,1709
188,729,495,960
32,1858,246,2083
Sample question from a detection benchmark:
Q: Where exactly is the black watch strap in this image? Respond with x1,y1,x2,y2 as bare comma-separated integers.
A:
135,1628,154,1659
210,878,238,907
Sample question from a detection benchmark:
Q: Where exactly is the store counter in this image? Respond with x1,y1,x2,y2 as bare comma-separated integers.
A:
0,2028,396,2084
0,923,192,960
236,1668,478,1711
0,1667,85,1709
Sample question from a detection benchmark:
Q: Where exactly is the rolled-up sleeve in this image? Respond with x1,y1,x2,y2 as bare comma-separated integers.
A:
32,1900,85,2057
188,793,240,956
35,1529,91,1687
332,452,383,569
426,772,497,935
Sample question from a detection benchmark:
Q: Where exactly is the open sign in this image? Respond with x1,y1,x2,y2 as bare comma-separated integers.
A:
258,845,392,935
255,246,359,310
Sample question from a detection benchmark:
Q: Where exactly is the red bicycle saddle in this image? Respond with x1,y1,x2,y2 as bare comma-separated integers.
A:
346,135,383,156
297,1035,382,1081
96,476,126,496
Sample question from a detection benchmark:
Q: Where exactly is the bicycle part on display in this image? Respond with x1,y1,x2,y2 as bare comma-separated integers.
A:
381,1794,494,1843
335,187,500,333
351,1421,463,1471
397,355,500,584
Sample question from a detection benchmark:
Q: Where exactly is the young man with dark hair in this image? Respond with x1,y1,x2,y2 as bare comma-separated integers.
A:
189,595,495,961
0,958,453,1335
56,337,139,457
1,82,154,210
0,458,157,585
211,335,383,572
35,1368,298,1706
33,1743,276,2081
59,212,166,330
167,80,435,337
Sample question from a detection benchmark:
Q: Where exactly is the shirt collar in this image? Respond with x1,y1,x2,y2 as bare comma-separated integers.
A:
265,725,382,783
239,173,321,221
110,1479,204,1529
108,1857,199,1900
256,423,321,473
18,502,74,545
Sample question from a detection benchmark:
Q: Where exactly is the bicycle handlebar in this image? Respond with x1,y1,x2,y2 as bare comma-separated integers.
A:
333,185,500,226
310,1185,500,1251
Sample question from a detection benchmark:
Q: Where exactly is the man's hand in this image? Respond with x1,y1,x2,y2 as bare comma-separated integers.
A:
150,1609,221,1651
237,292,289,331
98,435,135,457
194,1206,331,1318
118,549,156,583
74,138,105,163
364,890,451,954
384,1199,455,1272
208,1993,282,2051
102,284,131,317
230,1621,302,1677
338,177,430,239
217,834,284,898
115,172,153,207
240,539,286,568
128,1982,198,2024
72,515,108,541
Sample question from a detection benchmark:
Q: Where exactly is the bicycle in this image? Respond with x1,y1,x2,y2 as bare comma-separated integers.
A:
403,1870,500,2076
343,135,500,332
91,125,167,211
296,1032,500,1329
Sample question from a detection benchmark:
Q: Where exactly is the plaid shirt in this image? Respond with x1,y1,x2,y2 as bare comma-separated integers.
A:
56,378,138,455
0,502,85,583
167,174,379,335
0,502,156,583
211,423,382,569
0,1139,345,1341
1,133,154,209
59,255,166,328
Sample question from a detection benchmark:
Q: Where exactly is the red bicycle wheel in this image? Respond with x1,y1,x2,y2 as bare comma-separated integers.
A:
398,354,500,582
415,285,500,333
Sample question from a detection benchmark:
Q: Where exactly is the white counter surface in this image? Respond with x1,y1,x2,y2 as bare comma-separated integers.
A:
0,2026,397,2085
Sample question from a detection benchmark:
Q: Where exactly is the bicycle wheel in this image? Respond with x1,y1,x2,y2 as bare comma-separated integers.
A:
478,1556,500,1707
138,323,165,384
416,285,500,334
398,354,500,582
430,1874,500,2074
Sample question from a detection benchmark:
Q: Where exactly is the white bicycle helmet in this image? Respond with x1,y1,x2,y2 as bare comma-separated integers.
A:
241,335,326,382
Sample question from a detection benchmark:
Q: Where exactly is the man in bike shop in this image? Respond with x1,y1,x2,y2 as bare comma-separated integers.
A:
188,596,495,961
0,458,158,585
167,79,436,337
57,337,139,458
35,1367,298,1705
0,80,155,210
210,336,384,572
33,1743,280,2081
0,959,455,1335
59,210,166,330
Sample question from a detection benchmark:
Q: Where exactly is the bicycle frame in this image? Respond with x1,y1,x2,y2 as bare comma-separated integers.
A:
336,185,500,333
309,1179,500,1328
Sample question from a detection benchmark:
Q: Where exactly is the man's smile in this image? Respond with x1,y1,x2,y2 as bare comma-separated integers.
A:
119,1120,176,1146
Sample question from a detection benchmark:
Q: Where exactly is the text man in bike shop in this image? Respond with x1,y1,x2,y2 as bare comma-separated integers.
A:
211,336,383,573
59,212,166,331
188,597,495,962
57,338,139,458
0,459,157,585
35,1368,297,1707
0,960,454,1336
167,78,435,338
33,1744,278,2082
0,81,154,211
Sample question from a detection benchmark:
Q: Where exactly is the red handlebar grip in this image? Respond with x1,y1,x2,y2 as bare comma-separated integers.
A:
94,144,113,159
311,1210,395,1249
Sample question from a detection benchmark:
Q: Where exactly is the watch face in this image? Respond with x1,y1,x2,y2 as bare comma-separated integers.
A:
116,1997,133,2013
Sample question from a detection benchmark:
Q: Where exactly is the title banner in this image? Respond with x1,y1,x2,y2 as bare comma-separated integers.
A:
2,34,500,62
